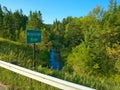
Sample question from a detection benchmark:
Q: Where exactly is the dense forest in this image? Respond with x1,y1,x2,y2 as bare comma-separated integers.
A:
0,0,120,89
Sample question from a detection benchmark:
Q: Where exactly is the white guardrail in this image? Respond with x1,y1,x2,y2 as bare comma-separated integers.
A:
0,60,95,90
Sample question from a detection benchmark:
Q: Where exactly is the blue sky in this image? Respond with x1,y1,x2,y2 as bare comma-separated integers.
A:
0,0,120,24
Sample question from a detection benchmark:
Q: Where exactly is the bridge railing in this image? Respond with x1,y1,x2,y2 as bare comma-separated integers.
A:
0,60,95,90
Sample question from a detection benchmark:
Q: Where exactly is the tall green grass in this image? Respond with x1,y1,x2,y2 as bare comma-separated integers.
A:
0,37,59,90
0,67,59,90
0,37,49,68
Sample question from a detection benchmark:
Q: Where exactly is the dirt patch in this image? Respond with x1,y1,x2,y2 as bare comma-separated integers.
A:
0,83,8,90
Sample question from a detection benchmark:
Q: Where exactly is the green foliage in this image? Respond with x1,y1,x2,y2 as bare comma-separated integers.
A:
64,18,83,47
0,67,59,90
0,37,49,68
50,19,62,49
0,5,3,37
88,5,105,21
0,37,56,89
65,25,120,76
19,30,26,43
27,11,43,30
0,1,120,90
40,28,52,49
65,42,89,74
0,5,28,41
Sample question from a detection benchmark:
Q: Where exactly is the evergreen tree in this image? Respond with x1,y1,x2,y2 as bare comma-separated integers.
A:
50,19,62,49
88,5,105,21
64,17,83,48
109,0,114,12
3,7,15,39
27,11,43,30
0,5,3,36
13,10,22,40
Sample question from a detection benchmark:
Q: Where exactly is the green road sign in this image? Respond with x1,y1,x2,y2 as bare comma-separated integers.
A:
26,30,41,44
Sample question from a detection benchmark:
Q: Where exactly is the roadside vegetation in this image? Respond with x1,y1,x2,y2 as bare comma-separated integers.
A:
0,0,120,90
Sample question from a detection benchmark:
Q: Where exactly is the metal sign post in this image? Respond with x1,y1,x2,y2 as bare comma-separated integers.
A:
33,43,36,67
26,30,41,67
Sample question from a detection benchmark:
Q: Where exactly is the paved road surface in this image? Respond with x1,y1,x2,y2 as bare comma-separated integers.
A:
0,87,5,90
0,84,6,90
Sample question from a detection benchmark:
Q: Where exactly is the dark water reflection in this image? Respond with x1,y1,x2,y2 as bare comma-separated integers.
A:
49,49,62,70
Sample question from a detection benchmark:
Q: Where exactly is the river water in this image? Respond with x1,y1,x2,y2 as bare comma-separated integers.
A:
49,49,62,70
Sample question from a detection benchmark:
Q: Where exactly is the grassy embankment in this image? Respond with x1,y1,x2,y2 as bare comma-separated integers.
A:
0,37,59,90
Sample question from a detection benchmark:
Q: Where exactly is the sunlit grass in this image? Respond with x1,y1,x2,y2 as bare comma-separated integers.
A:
0,37,58,89
0,37,22,45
